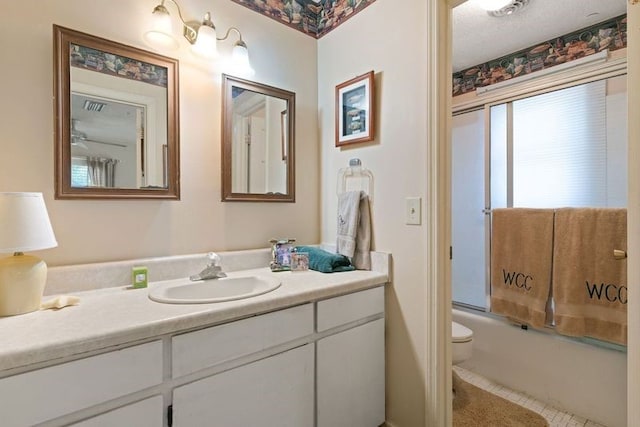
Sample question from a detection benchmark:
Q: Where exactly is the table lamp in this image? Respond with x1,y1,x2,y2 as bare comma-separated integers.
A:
0,193,58,316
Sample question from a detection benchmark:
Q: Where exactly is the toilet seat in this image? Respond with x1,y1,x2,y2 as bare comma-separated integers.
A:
452,321,473,343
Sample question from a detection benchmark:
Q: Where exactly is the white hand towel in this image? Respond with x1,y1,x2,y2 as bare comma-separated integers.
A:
353,193,372,270
337,191,372,270
337,191,361,258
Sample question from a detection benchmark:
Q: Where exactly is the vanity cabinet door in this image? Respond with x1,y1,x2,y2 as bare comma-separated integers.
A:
317,318,385,427
172,344,314,427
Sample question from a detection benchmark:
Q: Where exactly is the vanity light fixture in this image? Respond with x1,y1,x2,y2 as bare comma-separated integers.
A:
0,193,58,316
144,0,253,74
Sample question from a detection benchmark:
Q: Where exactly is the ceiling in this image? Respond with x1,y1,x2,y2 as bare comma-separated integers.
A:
452,0,627,72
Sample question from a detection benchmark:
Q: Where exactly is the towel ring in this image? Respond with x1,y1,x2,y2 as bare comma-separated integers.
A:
337,158,374,202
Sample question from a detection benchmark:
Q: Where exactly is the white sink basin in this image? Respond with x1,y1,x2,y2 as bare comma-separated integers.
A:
148,276,281,304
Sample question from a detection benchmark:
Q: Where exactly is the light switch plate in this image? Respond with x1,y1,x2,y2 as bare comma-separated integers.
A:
406,197,421,225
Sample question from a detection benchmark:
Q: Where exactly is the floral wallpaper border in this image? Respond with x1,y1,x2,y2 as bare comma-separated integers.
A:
70,44,168,88
453,14,627,97
231,0,376,38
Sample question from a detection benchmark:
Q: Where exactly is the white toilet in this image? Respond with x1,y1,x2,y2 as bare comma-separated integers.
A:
452,321,473,365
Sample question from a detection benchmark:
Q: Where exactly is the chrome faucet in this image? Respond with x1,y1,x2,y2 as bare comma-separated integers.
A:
190,252,227,281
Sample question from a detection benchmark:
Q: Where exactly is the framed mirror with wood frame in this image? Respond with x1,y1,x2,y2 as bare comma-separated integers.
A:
53,25,180,200
221,74,295,202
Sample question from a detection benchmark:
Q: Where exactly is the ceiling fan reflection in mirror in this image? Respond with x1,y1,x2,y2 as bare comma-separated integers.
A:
475,0,531,17
70,119,127,149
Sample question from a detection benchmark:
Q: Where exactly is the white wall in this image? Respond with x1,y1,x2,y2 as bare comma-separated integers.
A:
453,308,627,427
0,0,319,266
318,1,429,425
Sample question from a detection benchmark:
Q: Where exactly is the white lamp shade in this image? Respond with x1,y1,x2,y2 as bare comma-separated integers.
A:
0,192,57,254
192,24,219,59
475,0,513,11
229,43,255,76
144,7,179,50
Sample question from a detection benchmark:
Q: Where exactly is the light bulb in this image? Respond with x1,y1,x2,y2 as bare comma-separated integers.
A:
144,4,179,50
475,0,513,11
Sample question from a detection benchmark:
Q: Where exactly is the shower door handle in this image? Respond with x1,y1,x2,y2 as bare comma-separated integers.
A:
613,249,627,260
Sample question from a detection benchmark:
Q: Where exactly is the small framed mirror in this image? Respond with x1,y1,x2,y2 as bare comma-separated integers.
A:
53,25,180,199
221,75,295,202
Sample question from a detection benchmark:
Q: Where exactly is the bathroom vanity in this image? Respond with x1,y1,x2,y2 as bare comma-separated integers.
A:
0,250,389,427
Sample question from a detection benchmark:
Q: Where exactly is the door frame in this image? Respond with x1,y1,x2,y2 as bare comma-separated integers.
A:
425,0,459,425
626,1,639,423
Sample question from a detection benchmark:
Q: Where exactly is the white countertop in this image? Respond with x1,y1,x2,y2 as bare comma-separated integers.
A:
0,267,388,374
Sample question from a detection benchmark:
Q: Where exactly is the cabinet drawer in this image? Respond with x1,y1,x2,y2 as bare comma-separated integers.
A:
172,303,313,378
0,340,163,426
70,395,163,427
317,286,384,332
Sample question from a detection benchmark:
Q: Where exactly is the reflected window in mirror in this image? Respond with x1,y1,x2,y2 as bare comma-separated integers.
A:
222,75,295,202
54,25,180,199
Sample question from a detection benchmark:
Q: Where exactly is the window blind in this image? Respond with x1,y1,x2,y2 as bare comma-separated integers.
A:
511,80,607,208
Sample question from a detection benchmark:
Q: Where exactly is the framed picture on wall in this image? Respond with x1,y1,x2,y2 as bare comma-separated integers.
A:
335,71,375,147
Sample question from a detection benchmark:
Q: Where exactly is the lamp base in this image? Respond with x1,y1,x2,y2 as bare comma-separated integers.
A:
0,253,47,316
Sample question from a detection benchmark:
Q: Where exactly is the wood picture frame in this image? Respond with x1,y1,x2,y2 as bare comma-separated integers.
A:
335,71,374,147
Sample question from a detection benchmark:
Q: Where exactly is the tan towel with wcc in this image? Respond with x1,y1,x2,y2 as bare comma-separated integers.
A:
552,208,627,345
490,208,554,329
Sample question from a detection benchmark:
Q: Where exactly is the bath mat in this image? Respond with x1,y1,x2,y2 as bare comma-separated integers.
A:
453,371,548,427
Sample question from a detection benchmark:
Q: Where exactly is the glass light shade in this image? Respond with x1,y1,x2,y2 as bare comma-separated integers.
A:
229,42,255,76
475,0,513,11
144,6,179,50
192,24,219,59
0,193,57,254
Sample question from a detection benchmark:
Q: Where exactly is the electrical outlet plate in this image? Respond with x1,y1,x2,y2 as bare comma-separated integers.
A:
406,197,421,225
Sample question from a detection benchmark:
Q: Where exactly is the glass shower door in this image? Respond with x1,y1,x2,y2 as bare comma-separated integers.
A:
451,109,487,309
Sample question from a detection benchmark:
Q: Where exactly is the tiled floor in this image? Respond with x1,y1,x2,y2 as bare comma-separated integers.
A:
453,366,607,427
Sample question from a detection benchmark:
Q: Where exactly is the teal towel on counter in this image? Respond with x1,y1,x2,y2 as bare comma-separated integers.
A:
295,246,355,273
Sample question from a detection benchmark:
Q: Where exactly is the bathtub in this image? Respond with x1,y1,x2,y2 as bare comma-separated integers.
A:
453,308,626,427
